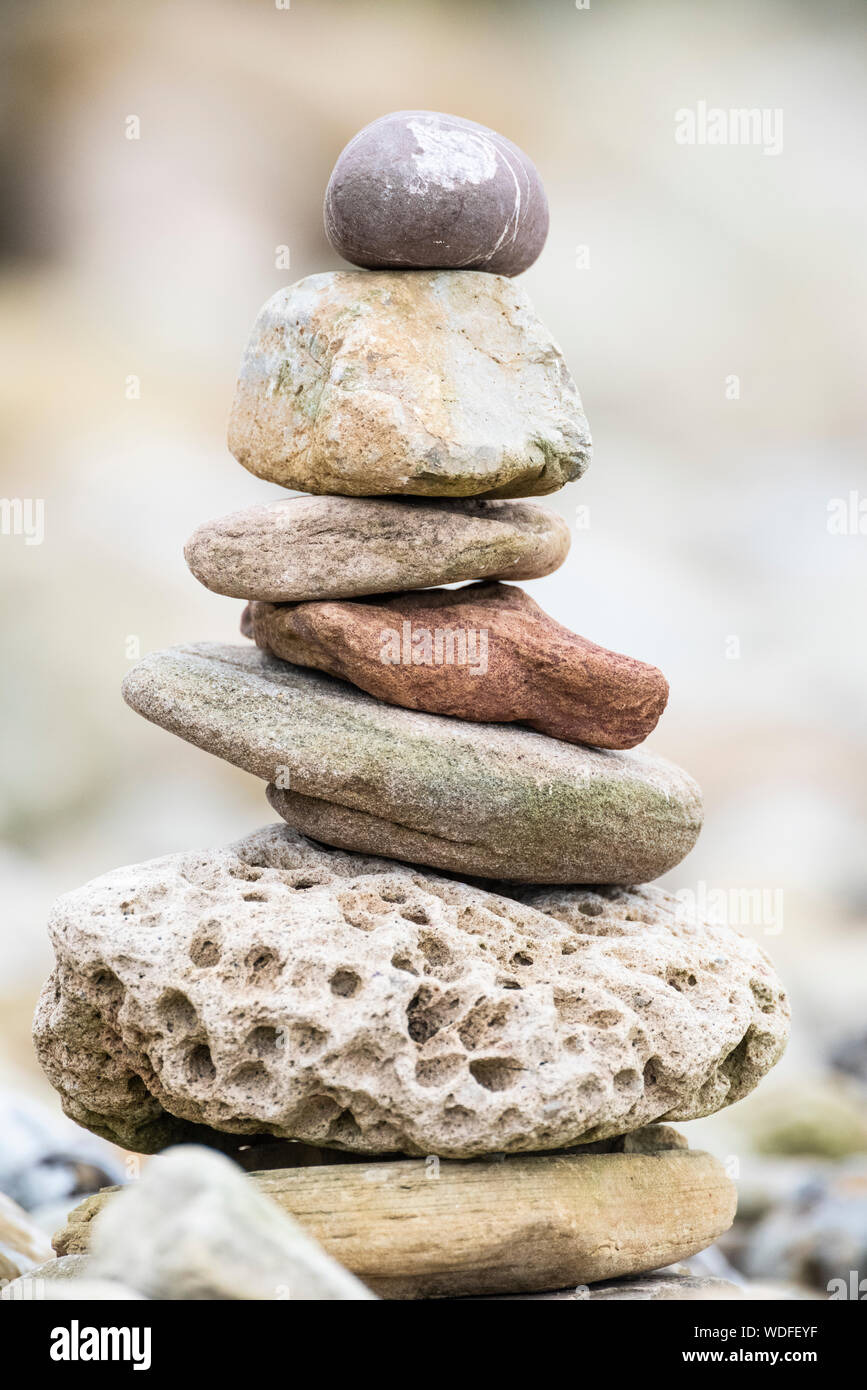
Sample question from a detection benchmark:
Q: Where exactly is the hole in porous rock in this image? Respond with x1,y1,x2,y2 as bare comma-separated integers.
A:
457,1001,507,1050
750,978,778,1014
401,905,430,925
406,986,460,1044
88,968,123,1002
337,892,381,931
378,886,407,904
667,969,698,993
246,1025,281,1058
245,946,280,983
186,1044,216,1084
418,936,452,971
469,1057,522,1092
496,978,522,990
327,1109,362,1145
242,890,268,903
577,900,604,917
156,990,198,1036
614,1068,640,1092
643,1056,662,1088
190,933,221,968
441,1104,474,1130
228,1061,269,1095
292,1093,341,1131
391,953,418,975
720,1031,752,1086
511,951,533,967
228,864,262,882
291,878,324,891
330,969,361,997
415,1054,464,1087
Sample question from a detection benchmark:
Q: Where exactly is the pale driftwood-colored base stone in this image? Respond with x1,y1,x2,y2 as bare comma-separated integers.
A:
54,1147,736,1300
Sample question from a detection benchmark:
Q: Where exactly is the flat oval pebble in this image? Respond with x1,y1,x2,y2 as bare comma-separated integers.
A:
33,825,789,1158
324,110,549,276
121,642,702,884
242,581,668,749
227,271,591,498
185,496,570,603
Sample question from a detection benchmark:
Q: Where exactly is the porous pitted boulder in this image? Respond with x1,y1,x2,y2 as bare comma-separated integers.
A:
34,826,789,1159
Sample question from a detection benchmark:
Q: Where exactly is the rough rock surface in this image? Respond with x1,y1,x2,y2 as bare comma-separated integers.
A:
227,271,591,498
324,110,549,276
85,1146,375,1300
52,1142,736,1300
34,825,789,1159
185,496,570,603
122,643,701,884
243,581,668,749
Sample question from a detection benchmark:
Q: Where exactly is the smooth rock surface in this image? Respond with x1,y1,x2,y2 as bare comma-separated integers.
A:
743,1158,867,1291
185,496,570,602
0,1088,125,1213
82,1146,375,1300
2,1275,145,1301
243,581,669,749
34,825,789,1158
575,1274,743,1301
0,1190,54,1283
122,642,701,883
227,271,591,498
55,1143,736,1300
324,110,549,276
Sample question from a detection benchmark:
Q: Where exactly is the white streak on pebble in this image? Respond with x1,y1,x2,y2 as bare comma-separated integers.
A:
406,117,498,192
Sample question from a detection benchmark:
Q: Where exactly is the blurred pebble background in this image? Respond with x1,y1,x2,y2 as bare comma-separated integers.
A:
1,0,866,1290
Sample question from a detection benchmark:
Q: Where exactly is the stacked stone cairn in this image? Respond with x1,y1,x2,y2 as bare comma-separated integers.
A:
34,112,790,1300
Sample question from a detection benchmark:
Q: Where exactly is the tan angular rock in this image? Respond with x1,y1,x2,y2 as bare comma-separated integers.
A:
54,1142,736,1300
122,642,701,883
227,271,591,498
185,496,571,602
243,581,668,749
34,826,789,1159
